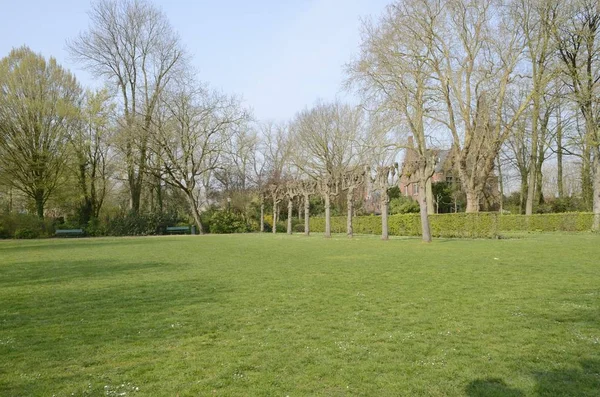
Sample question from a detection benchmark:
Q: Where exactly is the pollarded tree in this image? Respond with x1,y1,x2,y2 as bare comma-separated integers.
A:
69,0,186,213
0,47,82,218
342,169,366,238
317,173,340,238
370,165,397,241
285,180,300,235
298,179,317,236
268,183,285,234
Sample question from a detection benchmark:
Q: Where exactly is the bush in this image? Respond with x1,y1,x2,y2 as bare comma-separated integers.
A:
209,211,249,234
106,211,179,236
389,197,420,214
293,223,305,233
14,228,40,239
0,213,52,238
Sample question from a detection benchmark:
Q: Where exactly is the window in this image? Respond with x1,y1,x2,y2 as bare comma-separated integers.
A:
413,184,419,195
404,185,409,196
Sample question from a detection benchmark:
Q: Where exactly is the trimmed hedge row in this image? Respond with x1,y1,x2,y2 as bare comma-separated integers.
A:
309,212,596,238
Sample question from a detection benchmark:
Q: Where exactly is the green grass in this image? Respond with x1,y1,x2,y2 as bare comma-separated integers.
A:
1,234,599,396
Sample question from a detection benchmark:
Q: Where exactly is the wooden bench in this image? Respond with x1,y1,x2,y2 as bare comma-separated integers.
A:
166,226,191,235
55,229,84,237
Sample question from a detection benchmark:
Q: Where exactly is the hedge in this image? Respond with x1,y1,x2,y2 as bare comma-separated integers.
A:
309,212,596,238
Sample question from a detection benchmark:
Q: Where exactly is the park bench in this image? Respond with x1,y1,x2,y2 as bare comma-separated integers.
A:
166,226,191,235
55,229,84,237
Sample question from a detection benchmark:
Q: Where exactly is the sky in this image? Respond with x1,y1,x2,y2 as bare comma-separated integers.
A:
0,0,390,122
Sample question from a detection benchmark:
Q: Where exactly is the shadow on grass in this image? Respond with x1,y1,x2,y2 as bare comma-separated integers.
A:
0,259,174,288
466,359,600,397
0,236,183,254
533,359,600,396
465,378,524,397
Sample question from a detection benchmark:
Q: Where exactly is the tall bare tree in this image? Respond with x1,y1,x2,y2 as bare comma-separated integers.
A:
347,1,438,241
0,47,82,218
553,0,600,229
150,83,248,233
423,0,533,212
68,0,185,212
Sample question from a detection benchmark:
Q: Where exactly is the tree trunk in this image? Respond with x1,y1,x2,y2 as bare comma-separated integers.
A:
557,120,564,198
497,157,504,214
582,145,592,209
381,196,389,240
347,194,353,238
34,190,45,219
298,197,302,221
418,178,432,243
426,179,434,215
287,199,293,235
519,170,528,214
129,177,142,213
272,202,277,234
593,152,600,232
260,202,265,232
304,194,310,236
465,190,481,213
186,193,204,234
324,195,331,238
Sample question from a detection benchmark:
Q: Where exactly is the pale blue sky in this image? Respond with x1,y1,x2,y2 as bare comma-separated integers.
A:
0,0,389,121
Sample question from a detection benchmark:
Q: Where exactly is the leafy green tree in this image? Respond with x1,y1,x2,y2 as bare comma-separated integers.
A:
0,47,82,218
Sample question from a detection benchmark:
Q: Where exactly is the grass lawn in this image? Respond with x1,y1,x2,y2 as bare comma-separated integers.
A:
1,233,599,396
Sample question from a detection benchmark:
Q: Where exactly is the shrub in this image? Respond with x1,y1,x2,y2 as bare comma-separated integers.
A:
389,197,420,214
14,228,40,239
209,211,249,234
293,223,305,233
106,211,179,236
0,213,52,239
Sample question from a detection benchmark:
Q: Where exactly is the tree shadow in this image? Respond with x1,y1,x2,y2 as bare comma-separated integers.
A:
465,378,524,397
466,359,600,397
533,359,600,397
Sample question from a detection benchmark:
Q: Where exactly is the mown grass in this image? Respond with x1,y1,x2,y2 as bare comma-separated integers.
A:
1,233,599,396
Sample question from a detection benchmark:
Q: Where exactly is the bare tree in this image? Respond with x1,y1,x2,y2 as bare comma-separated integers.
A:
292,101,366,237
285,180,299,234
298,179,317,236
369,165,397,240
317,174,341,238
422,0,533,212
347,1,436,241
268,183,285,234
150,83,249,233
68,0,186,212
342,169,366,238
553,0,600,230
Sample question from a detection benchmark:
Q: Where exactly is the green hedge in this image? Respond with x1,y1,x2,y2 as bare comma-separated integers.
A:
309,212,596,238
